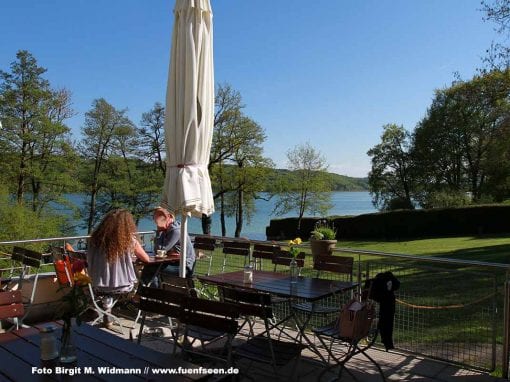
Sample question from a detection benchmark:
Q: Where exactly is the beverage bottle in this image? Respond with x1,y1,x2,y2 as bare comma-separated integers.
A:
40,325,59,369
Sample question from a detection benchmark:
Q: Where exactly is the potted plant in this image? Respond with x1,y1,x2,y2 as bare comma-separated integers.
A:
309,220,337,259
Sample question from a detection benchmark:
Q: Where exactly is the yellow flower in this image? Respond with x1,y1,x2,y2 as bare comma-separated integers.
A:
73,273,91,286
288,240,295,246
294,237,302,245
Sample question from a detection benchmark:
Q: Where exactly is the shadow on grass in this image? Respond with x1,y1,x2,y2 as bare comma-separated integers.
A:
430,244,510,264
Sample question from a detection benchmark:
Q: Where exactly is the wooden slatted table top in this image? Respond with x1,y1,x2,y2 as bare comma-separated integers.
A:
199,270,357,302
0,322,210,381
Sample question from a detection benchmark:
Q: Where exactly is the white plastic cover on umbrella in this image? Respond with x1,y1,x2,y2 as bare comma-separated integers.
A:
161,0,215,278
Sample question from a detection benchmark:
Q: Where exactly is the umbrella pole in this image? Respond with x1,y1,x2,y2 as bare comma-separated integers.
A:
180,213,188,278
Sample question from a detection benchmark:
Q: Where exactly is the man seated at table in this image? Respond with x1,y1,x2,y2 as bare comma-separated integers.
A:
140,207,196,286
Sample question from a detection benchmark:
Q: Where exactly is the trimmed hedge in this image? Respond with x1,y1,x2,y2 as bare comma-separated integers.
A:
266,205,510,240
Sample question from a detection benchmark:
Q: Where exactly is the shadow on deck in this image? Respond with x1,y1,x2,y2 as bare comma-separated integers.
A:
84,304,507,382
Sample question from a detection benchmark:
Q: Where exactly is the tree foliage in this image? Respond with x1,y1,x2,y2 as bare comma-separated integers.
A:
367,124,414,211
0,50,76,214
482,0,510,69
206,84,273,237
273,142,333,231
137,102,166,175
369,69,510,209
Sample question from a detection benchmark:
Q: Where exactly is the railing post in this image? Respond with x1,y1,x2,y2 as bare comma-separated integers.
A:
503,279,510,379
492,275,498,372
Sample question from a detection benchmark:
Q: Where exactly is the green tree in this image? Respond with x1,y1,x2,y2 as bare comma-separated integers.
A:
28,88,77,213
412,70,510,204
79,99,133,232
412,89,465,205
206,83,246,235
273,143,333,232
0,50,76,212
0,185,71,248
0,50,48,203
98,120,161,223
224,116,273,237
367,124,414,210
481,112,510,201
137,102,166,175
482,0,510,70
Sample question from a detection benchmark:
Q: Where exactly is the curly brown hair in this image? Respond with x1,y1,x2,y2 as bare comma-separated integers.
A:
89,209,138,264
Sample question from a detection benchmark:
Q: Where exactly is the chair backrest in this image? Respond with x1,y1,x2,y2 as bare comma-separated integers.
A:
273,250,306,268
67,250,87,262
20,248,42,269
182,297,239,335
252,244,279,270
221,241,251,272
252,244,279,261
193,236,216,251
218,286,273,320
314,255,353,277
11,247,26,263
138,286,186,319
160,273,198,298
50,246,66,256
0,290,24,320
222,240,251,257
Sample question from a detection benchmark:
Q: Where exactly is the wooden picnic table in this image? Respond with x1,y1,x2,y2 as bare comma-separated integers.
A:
199,270,357,363
199,270,356,302
0,321,210,381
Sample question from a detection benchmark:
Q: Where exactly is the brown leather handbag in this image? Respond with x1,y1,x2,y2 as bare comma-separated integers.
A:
339,299,374,341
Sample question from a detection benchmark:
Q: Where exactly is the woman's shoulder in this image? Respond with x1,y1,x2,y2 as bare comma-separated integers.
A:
168,222,181,232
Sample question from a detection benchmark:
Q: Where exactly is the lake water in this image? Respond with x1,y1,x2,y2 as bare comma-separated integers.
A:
69,192,376,240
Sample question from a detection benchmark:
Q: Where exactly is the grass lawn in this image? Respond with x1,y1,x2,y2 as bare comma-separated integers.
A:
338,234,510,264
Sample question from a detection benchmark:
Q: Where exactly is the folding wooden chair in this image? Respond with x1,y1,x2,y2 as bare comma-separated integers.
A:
0,248,23,291
313,279,386,381
269,249,307,329
180,297,239,367
293,255,355,318
192,236,218,299
0,290,24,331
135,275,197,340
193,236,216,277
51,249,124,331
137,285,187,353
272,250,306,275
161,273,198,297
220,286,306,379
221,240,251,273
9,247,43,325
252,243,279,271
160,274,233,349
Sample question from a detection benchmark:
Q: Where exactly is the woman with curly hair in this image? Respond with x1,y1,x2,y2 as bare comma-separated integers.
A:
87,209,149,327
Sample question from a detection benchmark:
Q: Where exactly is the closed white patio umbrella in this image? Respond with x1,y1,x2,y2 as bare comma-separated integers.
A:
161,0,215,278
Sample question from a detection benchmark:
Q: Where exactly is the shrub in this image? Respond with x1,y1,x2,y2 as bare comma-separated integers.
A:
266,204,510,240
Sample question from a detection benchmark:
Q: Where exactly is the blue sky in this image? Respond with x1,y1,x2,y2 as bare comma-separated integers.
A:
0,0,497,177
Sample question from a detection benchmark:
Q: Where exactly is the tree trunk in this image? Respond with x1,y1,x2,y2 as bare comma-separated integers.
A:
297,212,304,233
235,188,243,238
201,214,212,235
16,143,28,204
31,178,39,213
220,192,226,237
87,185,98,233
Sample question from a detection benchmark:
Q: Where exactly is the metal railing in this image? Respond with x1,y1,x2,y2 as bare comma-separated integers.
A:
1,233,509,378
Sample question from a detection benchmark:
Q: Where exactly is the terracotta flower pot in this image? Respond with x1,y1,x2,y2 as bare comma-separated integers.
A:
310,239,337,260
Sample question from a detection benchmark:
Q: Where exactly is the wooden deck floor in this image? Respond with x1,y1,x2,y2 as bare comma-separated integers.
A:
86,305,508,382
